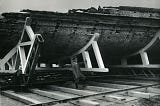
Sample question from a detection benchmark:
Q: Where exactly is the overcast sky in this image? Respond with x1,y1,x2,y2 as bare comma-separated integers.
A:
0,0,160,14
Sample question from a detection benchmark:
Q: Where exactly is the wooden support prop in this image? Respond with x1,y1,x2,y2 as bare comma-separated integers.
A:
121,58,127,65
1,90,41,104
25,26,35,40
118,30,160,67
127,91,158,99
82,51,92,68
140,52,150,65
71,33,99,57
69,33,108,72
0,17,44,85
92,41,105,68
46,85,96,96
18,46,27,71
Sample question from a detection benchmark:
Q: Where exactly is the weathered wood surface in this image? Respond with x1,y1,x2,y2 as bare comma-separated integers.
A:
1,6,160,64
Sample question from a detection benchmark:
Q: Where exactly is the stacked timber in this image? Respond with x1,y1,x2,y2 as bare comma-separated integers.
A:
0,6,160,65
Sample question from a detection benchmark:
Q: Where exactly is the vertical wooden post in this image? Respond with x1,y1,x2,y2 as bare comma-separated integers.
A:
121,58,127,65
18,47,27,73
140,52,149,65
92,41,105,68
82,51,92,68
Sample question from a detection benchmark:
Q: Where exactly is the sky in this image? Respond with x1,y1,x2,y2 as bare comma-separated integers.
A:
0,0,160,14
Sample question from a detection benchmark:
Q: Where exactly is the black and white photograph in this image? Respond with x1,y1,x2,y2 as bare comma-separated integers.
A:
0,0,160,106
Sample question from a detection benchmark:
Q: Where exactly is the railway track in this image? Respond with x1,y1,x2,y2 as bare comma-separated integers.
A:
1,78,160,106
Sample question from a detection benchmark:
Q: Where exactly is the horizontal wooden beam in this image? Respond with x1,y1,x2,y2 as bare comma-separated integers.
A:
108,64,160,69
0,70,17,74
36,67,108,72
1,90,41,105
81,68,108,72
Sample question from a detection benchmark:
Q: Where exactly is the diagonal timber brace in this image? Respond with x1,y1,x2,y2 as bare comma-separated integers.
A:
0,17,44,84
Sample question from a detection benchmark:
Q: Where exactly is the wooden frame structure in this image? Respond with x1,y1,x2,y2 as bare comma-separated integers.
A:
70,33,108,72
119,30,160,67
0,17,44,83
108,30,160,77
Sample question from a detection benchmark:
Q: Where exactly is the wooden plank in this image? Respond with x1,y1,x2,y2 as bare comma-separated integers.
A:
82,51,92,68
46,85,125,104
84,85,119,92
140,52,150,65
87,81,138,89
31,88,100,106
104,95,126,103
127,91,158,98
1,90,41,104
30,89,77,100
52,103,74,106
46,85,96,96
147,87,160,94
95,79,155,86
78,99,100,106
92,41,105,68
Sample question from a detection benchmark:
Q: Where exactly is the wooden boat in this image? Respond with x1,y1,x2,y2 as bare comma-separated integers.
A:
1,6,160,65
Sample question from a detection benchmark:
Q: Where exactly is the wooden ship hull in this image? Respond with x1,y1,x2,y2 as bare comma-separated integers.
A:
1,6,160,65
